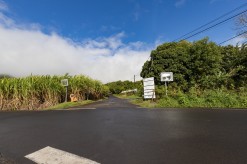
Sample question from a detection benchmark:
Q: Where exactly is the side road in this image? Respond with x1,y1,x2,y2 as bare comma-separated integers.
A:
69,95,139,109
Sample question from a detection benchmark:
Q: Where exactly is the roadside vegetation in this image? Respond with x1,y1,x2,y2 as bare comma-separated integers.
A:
109,38,247,109
46,100,94,110
0,75,109,110
106,80,142,94
114,94,140,99
131,87,247,108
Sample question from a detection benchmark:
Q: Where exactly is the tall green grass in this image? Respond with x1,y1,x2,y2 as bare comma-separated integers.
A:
155,88,247,108
131,87,247,109
0,75,109,110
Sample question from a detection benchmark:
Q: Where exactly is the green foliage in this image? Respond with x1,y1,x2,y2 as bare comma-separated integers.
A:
0,75,109,110
233,44,247,87
46,100,94,110
118,38,247,109
155,85,166,99
114,94,140,99
141,40,191,90
156,96,179,108
132,89,247,109
189,38,222,89
106,80,142,94
140,38,247,91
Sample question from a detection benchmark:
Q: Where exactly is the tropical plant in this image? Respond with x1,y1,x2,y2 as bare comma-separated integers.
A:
0,75,109,110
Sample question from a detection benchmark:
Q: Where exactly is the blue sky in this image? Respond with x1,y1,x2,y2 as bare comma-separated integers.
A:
0,0,246,82
4,0,246,44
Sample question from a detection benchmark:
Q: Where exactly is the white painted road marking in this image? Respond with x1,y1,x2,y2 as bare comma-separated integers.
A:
25,146,100,164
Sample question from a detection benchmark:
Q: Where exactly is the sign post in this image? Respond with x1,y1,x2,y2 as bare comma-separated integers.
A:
160,72,173,96
165,81,167,96
61,79,69,102
143,77,155,100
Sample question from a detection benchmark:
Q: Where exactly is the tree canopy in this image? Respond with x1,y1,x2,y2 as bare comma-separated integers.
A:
140,38,246,90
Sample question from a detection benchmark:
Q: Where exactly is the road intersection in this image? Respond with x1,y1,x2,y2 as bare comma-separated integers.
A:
0,96,247,163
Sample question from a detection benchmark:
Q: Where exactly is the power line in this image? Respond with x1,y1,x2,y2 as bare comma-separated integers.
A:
173,3,247,42
144,4,247,63
219,31,247,45
179,9,247,41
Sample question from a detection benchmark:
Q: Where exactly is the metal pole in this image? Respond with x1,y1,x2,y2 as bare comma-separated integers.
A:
165,81,167,96
65,86,68,102
152,89,155,102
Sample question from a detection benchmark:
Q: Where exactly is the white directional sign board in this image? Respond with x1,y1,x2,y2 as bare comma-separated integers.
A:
161,72,173,82
143,77,156,99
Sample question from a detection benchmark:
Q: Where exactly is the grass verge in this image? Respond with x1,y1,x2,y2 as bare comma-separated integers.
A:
46,100,94,110
116,89,247,109
115,94,157,108
114,94,140,99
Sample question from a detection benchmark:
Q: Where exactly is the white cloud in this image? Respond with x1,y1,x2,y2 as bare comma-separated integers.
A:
0,12,152,83
0,13,14,26
0,0,8,12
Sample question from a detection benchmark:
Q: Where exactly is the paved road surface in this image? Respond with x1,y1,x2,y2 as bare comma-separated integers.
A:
0,96,247,164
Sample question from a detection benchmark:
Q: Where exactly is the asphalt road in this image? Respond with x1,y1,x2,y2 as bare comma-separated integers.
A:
1,96,247,164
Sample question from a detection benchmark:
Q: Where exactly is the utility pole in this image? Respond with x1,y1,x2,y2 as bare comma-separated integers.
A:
134,75,136,83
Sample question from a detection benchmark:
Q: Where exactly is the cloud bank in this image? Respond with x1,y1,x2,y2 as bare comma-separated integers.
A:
0,7,151,83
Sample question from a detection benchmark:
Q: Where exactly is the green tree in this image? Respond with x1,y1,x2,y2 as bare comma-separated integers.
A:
218,45,240,88
233,44,247,87
220,45,240,73
141,40,191,90
141,38,224,90
189,38,222,89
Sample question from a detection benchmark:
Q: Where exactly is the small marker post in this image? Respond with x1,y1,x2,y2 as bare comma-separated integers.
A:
61,79,69,102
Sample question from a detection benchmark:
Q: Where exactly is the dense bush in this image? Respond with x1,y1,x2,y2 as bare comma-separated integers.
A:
153,88,247,108
141,38,247,91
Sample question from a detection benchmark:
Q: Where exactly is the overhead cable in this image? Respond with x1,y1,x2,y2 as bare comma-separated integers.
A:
173,3,247,42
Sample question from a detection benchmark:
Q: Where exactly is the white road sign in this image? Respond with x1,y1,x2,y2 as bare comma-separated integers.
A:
144,85,155,90
161,72,173,82
143,77,156,99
